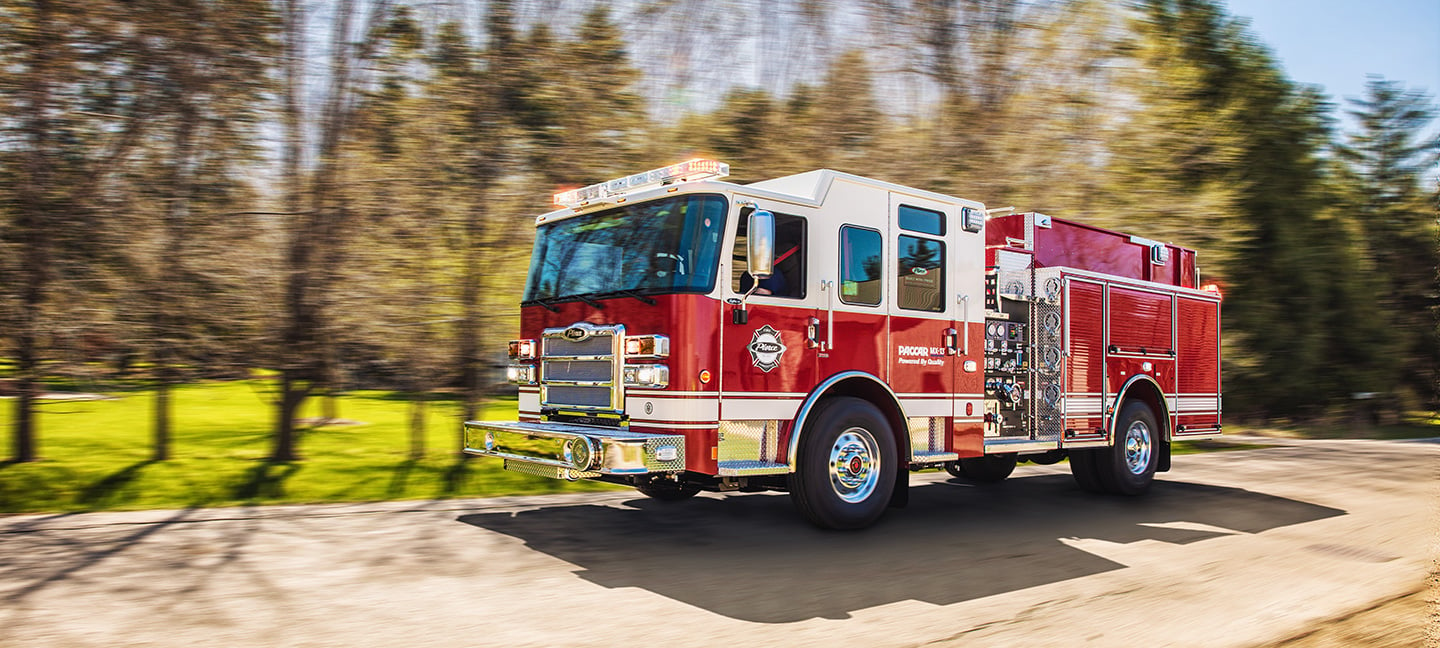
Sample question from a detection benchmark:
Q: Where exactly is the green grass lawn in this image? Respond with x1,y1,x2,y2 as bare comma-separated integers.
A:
0,380,619,514
1224,415,1440,441
4,379,1433,515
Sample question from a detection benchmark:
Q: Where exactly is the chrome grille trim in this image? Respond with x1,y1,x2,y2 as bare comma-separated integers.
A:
542,359,613,383
540,323,625,412
543,334,613,357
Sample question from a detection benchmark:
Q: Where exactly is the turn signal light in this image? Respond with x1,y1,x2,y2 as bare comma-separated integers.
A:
624,335,670,358
509,339,538,360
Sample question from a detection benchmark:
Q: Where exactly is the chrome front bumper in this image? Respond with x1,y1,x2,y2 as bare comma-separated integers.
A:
462,420,686,478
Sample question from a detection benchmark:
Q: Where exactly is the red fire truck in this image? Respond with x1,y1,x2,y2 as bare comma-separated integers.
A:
463,159,1222,529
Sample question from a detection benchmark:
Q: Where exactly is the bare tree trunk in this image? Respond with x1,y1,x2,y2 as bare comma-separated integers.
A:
11,0,59,463
458,193,490,447
153,380,171,461
271,0,389,461
409,393,425,459
152,95,198,462
272,0,308,462
274,373,309,462
459,240,481,424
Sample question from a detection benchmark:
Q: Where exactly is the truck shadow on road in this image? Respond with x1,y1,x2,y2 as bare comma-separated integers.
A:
457,475,1344,623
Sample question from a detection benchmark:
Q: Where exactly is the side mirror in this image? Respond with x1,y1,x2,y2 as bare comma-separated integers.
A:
747,209,775,280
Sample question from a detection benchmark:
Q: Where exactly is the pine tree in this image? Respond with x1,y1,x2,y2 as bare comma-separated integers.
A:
1337,77,1440,409
1119,0,1392,418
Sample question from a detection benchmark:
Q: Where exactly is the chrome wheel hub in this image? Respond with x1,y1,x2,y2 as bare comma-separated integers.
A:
1123,421,1152,475
829,427,880,503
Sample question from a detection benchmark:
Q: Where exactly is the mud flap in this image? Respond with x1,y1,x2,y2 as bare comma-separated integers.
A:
1158,439,1172,473
889,466,909,508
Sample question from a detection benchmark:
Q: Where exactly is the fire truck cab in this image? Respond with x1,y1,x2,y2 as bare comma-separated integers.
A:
463,160,1222,529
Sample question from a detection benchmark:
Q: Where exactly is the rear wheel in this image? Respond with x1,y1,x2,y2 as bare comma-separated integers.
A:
636,479,701,502
956,453,1017,483
1105,401,1160,495
1068,448,1107,493
789,397,897,530
1071,400,1159,495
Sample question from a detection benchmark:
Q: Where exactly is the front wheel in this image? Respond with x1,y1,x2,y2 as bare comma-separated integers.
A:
636,478,701,501
789,397,897,530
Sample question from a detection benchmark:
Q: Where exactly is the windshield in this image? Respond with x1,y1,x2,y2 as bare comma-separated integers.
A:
523,193,729,303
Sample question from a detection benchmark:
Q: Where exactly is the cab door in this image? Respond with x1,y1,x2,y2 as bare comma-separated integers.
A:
720,203,819,420
885,195,958,432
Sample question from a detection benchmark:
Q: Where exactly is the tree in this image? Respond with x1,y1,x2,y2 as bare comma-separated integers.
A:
1115,0,1393,419
1337,77,1440,409
1,1,152,462
270,0,392,462
121,0,275,460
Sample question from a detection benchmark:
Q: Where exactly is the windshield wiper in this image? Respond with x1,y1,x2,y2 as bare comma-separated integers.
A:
573,293,605,309
608,289,657,306
520,297,560,313
525,289,655,310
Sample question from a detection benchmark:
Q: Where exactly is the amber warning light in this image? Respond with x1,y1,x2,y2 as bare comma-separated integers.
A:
553,159,730,209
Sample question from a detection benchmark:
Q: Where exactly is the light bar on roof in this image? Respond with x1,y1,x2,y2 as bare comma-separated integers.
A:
553,159,730,208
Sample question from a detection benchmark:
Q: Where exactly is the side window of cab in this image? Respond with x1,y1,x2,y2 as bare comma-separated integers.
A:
733,208,807,299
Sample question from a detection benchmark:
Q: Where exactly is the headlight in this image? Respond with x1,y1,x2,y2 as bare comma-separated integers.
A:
623,364,670,388
506,364,537,385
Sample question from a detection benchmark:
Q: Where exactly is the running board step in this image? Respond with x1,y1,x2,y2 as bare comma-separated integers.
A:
911,451,959,464
717,460,788,476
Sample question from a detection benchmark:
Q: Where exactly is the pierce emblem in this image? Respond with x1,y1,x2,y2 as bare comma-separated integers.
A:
747,325,787,373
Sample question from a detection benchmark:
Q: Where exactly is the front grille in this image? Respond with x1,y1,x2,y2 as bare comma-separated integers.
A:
541,323,623,412
543,359,613,383
543,335,612,357
545,385,613,408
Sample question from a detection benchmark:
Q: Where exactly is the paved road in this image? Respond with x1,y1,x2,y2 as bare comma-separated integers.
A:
2,437,1436,647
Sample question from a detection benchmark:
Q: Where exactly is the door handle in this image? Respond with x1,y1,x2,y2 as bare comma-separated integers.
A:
806,317,822,349
944,328,959,355
957,294,970,356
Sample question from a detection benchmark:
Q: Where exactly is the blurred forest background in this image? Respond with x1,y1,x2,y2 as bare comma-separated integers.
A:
1,0,1437,466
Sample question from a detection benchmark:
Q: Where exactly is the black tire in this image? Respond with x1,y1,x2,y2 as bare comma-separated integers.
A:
788,396,897,530
1103,400,1160,495
636,479,701,502
1068,448,1108,493
1024,450,1066,465
943,460,969,479
1071,401,1160,495
956,453,1017,483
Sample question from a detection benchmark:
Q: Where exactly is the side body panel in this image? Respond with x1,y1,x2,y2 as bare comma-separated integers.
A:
987,213,1198,289
1175,296,1222,435
1064,278,1107,442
